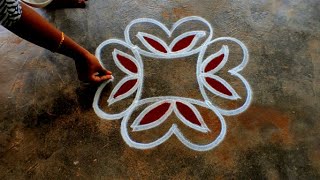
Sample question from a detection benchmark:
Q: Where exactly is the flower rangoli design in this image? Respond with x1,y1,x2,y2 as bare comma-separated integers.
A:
93,16,252,151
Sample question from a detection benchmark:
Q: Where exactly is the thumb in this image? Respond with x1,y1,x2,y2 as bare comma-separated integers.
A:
99,67,112,76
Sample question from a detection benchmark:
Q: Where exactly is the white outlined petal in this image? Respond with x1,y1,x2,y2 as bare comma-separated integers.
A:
107,76,139,105
131,100,174,132
169,31,206,53
173,101,210,133
113,49,139,75
201,45,229,74
201,73,241,100
136,32,169,54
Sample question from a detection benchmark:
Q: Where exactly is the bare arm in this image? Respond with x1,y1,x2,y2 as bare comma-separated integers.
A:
7,3,111,83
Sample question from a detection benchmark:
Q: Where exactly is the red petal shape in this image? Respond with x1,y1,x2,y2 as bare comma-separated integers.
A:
143,36,167,53
204,54,224,72
176,102,201,126
117,54,138,73
205,77,232,96
172,35,195,52
139,102,171,125
114,79,138,98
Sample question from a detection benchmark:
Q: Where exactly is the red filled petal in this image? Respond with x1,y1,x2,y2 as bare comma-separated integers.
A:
139,102,171,125
176,102,201,126
172,35,195,52
116,54,138,73
143,36,167,53
114,79,138,98
205,77,232,96
204,54,224,72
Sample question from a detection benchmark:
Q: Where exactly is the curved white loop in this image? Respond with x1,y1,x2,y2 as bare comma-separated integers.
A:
197,37,252,116
124,16,213,59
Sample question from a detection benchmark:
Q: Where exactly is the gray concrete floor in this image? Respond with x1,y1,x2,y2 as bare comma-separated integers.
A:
0,0,320,179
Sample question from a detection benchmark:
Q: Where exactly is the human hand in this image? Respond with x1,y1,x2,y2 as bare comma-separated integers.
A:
75,52,112,83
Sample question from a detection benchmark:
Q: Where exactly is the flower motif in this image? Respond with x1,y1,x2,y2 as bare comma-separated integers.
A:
107,49,141,105
199,45,240,100
130,100,209,133
124,16,213,59
93,17,252,151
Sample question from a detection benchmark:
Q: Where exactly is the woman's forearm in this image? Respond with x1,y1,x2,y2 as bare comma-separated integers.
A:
6,2,112,83
7,3,89,59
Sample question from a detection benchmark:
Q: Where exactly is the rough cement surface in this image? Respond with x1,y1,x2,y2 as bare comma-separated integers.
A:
0,0,319,179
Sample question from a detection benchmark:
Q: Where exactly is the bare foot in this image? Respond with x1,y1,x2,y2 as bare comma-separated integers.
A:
46,0,87,9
